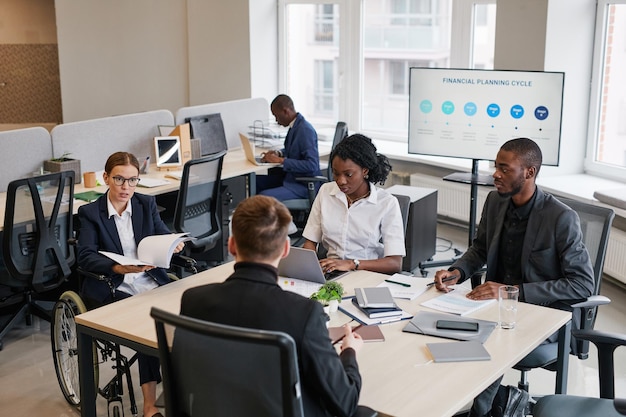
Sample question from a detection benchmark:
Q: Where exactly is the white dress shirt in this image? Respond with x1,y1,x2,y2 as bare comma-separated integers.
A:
302,181,406,260
106,196,158,295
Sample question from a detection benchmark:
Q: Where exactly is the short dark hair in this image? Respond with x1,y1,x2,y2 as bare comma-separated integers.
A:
330,134,392,185
231,195,292,261
270,94,294,112
104,152,140,174
500,138,543,175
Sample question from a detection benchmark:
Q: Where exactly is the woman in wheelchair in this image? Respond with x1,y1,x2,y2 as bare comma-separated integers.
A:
77,151,184,417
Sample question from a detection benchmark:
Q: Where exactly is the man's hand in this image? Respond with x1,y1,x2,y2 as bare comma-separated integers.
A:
261,150,284,164
341,324,364,353
467,282,509,300
433,269,461,292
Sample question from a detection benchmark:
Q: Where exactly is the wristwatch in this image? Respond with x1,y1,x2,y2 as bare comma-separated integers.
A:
352,259,360,270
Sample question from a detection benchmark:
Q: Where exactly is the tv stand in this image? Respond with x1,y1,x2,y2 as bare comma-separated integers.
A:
418,159,493,275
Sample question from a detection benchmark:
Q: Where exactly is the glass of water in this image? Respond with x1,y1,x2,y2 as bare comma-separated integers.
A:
499,286,519,329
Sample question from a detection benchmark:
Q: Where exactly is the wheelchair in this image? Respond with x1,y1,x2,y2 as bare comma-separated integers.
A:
51,257,197,417
51,287,139,417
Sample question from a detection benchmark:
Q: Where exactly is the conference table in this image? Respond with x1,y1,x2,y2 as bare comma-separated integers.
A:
74,262,571,417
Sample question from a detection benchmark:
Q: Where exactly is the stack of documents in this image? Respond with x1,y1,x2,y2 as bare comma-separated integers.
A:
338,297,412,326
420,282,495,316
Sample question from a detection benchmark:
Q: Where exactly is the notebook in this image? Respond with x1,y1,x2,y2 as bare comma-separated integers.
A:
426,340,491,363
278,247,350,284
239,132,276,166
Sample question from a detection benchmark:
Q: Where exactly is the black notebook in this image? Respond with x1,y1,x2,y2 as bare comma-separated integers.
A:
351,298,402,319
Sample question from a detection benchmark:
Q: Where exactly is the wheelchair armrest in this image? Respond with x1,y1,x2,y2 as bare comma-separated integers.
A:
171,254,197,270
614,398,626,415
571,328,626,348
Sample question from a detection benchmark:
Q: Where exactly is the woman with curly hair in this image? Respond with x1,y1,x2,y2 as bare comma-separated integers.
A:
302,134,405,274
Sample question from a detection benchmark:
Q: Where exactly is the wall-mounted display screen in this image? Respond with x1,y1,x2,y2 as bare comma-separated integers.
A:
408,68,564,165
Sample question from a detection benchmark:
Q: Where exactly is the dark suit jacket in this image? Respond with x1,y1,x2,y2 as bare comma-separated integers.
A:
180,262,362,417
281,113,322,195
77,192,172,304
453,187,594,308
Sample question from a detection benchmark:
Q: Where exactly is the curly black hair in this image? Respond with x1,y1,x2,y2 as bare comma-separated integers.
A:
330,134,392,185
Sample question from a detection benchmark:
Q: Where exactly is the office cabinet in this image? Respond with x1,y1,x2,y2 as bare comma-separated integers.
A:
387,185,438,272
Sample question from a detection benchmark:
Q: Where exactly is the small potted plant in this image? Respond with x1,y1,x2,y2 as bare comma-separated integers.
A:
44,152,82,184
310,281,344,313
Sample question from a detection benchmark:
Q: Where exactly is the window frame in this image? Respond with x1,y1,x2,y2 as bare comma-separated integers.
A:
278,0,495,142
585,0,626,181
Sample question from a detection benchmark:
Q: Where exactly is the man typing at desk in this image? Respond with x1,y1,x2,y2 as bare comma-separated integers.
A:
180,195,364,417
434,138,594,417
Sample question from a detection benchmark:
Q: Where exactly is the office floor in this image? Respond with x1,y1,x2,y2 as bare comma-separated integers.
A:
0,222,625,417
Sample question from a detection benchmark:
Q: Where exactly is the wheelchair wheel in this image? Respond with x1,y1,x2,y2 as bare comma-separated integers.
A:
51,290,98,407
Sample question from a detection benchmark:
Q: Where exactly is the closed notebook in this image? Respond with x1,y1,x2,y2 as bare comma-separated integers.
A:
328,325,385,343
351,298,402,319
427,340,490,363
354,287,397,308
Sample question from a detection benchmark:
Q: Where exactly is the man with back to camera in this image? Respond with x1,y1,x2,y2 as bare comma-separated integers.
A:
179,195,364,417
434,138,594,417
256,94,322,201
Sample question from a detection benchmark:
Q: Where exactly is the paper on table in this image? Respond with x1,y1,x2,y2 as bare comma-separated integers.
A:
277,277,322,298
99,233,191,268
377,273,431,300
137,177,171,188
420,282,496,316
338,297,413,326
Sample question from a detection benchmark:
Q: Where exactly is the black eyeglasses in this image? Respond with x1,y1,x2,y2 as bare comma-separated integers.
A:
111,176,140,187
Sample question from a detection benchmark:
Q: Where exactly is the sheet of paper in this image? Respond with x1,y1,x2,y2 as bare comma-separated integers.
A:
278,277,321,298
377,273,431,300
137,177,170,188
420,282,496,316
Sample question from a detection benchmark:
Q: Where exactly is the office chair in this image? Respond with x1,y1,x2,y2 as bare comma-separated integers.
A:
0,171,75,350
151,307,305,417
513,197,615,394
172,152,227,272
533,318,626,417
284,121,348,243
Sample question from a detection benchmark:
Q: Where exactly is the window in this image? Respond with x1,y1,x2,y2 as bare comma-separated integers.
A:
586,0,626,179
279,0,496,140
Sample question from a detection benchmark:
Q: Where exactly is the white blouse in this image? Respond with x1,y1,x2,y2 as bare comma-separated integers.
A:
302,181,406,261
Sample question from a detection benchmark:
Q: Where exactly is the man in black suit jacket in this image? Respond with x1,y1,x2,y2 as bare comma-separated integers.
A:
180,195,364,417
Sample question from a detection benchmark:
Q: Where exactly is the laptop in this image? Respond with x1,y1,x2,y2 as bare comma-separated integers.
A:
278,247,350,284
238,132,275,165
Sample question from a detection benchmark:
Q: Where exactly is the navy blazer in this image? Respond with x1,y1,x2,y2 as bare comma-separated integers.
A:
453,187,594,308
180,262,361,417
77,192,172,304
281,113,322,195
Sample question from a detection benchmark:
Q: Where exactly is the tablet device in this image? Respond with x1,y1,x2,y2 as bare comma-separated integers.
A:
154,136,182,168
436,320,479,332
427,341,490,363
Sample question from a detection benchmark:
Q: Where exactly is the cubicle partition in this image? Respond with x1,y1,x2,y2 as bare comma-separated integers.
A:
50,110,175,173
0,127,53,192
175,97,269,150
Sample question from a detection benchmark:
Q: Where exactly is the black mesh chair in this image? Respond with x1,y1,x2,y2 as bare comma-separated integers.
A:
285,122,348,244
514,197,615,394
0,171,75,349
533,320,626,416
151,307,305,417
172,152,226,271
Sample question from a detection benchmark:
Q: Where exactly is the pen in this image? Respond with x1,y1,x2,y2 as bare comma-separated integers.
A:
140,156,150,174
426,275,460,287
379,317,403,324
384,279,411,287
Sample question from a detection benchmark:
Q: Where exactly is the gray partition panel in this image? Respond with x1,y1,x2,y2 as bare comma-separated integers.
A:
50,109,175,173
175,98,269,150
0,127,53,192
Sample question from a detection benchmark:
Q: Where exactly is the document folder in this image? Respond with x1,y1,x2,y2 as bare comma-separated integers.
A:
403,311,497,343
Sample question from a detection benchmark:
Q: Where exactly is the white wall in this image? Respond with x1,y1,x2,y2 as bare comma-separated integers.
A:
249,0,278,105
55,0,189,122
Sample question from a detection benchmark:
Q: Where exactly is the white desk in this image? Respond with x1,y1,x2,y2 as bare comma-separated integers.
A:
75,263,571,417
